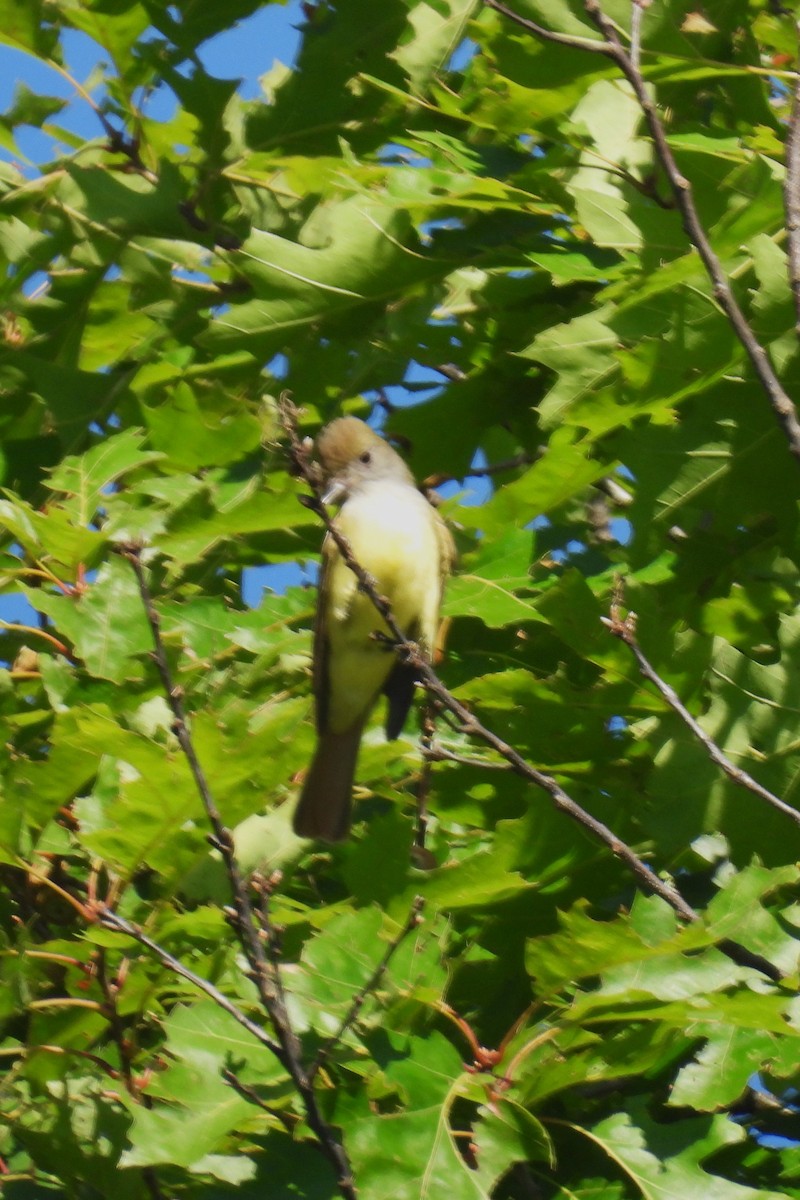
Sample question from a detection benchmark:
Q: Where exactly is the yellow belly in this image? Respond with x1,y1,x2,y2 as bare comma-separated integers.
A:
325,481,441,732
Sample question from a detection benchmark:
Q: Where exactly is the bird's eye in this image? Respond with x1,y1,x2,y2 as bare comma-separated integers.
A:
359,451,371,464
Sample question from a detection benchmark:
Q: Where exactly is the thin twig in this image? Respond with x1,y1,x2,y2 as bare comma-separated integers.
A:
279,398,782,984
631,0,650,73
96,949,166,1200
310,897,425,1081
423,743,514,771
431,363,467,383
96,906,282,1055
119,546,356,1200
222,1068,296,1131
604,605,800,831
483,0,611,53
785,20,800,336
96,949,135,1092
416,703,436,849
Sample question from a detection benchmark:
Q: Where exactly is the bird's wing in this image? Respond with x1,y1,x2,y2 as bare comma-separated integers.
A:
312,531,337,734
434,506,456,587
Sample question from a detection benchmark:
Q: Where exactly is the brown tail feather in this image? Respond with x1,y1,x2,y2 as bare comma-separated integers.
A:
293,725,363,842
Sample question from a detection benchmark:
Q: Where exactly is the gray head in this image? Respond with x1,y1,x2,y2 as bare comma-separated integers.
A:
316,417,414,504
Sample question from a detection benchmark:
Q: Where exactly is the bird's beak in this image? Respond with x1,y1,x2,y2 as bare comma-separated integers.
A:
322,477,347,506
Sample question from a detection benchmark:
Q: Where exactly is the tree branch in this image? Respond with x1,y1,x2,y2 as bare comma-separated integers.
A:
96,907,283,1055
119,545,356,1200
630,0,651,73
604,604,800,830
279,397,783,984
424,743,514,771
483,0,611,53
784,21,800,336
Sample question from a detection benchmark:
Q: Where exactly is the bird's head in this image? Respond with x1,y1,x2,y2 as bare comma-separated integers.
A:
316,417,413,505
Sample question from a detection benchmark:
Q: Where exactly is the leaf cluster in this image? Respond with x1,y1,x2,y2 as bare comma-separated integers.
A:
1,0,800,1196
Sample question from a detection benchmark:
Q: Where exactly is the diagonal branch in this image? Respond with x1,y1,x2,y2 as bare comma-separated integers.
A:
483,0,611,53
119,545,356,1200
604,605,800,830
279,397,782,984
96,907,284,1056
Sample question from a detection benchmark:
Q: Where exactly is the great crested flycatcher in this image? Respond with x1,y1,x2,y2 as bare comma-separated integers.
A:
293,416,454,842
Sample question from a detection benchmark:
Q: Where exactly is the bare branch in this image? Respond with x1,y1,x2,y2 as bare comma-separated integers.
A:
120,545,356,1200
431,362,468,383
604,605,800,832
279,397,782,984
785,21,800,336
96,948,165,1200
595,476,633,507
310,897,425,1081
630,0,651,73
416,702,436,850
221,1068,296,1131
483,0,611,53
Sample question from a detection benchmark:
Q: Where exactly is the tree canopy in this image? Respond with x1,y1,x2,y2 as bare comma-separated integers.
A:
2,0,800,1196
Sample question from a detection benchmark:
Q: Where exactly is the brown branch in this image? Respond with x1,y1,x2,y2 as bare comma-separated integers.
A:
96,948,166,1200
431,362,468,383
119,546,356,1200
310,897,425,1082
279,397,782,984
96,907,283,1055
415,703,436,850
630,0,652,73
785,21,800,336
483,0,611,53
604,605,800,831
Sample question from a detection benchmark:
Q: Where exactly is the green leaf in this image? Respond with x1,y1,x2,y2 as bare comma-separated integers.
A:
47,427,162,526
22,557,152,682
122,1002,286,1169
584,1107,788,1200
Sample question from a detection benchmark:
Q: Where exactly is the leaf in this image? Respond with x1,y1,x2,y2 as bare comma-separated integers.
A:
122,1002,286,1169
443,529,542,627
584,1107,788,1200
203,197,441,355
22,557,152,682
338,1031,487,1200
46,427,162,525
392,0,478,91
669,1028,781,1111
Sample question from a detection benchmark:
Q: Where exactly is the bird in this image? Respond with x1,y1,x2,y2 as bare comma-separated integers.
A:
292,416,454,841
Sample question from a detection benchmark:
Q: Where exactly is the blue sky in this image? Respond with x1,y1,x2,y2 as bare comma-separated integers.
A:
0,2,306,166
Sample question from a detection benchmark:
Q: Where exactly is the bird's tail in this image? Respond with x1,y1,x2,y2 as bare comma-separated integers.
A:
293,725,363,842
